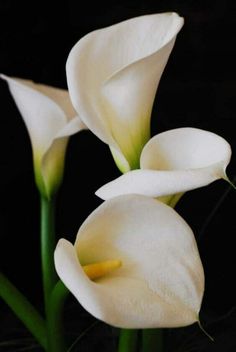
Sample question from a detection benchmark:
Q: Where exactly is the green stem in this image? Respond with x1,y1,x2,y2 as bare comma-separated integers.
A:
118,329,139,352
40,195,66,351
40,195,57,315
142,329,163,352
47,281,69,352
0,272,47,349
226,175,236,190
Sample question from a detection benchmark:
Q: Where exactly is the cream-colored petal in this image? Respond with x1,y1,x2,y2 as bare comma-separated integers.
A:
96,128,231,200
1,75,67,157
95,167,221,200
109,146,131,174
55,116,87,138
40,138,68,197
66,13,184,169
141,128,231,171
55,195,204,328
41,117,87,197
12,77,77,121
1,74,86,197
37,120,86,199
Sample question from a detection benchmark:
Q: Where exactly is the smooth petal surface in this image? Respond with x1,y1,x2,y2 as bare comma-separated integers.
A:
1,75,69,155
67,13,184,170
1,75,85,197
96,128,231,200
141,128,231,171
55,195,204,328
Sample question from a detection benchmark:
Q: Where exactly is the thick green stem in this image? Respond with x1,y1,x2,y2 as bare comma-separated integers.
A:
0,272,47,349
40,196,57,315
40,195,66,352
142,329,163,352
47,281,69,352
118,329,139,352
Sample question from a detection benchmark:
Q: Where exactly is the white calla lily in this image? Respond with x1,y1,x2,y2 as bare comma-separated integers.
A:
54,194,204,328
96,128,232,204
66,13,184,172
1,74,86,198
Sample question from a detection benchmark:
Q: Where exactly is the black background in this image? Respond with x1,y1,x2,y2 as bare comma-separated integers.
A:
0,1,236,351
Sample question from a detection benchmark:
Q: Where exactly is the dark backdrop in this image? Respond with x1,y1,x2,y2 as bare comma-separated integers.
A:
0,1,236,351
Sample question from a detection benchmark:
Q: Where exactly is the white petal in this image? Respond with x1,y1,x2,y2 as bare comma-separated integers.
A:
55,116,87,138
95,168,220,200
141,127,231,171
55,195,204,328
109,146,131,174
1,75,67,156
66,13,184,169
18,79,78,121
1,74,86,197
96,128,231,200
41,117,87,196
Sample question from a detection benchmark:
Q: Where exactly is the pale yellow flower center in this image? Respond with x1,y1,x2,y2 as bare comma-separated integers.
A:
83,260,122,280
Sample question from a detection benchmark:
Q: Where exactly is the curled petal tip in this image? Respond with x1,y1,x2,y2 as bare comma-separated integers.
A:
96,128,232,201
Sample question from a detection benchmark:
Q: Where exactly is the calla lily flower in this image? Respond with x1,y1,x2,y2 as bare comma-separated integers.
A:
54,194,204,328
1,74,86,199
66,13,184,172
96,128,232,204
